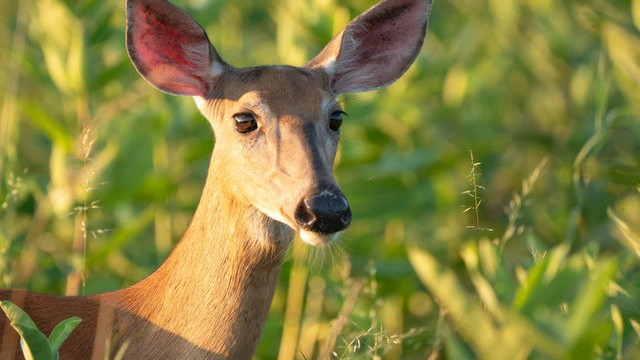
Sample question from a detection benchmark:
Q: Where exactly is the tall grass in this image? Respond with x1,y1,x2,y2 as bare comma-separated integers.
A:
1,0,639,358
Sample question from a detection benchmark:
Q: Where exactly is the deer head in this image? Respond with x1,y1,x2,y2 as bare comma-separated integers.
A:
126,0,432,246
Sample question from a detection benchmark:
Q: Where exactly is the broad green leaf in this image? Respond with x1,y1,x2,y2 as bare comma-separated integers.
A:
49,316,82,353
0,301,54,360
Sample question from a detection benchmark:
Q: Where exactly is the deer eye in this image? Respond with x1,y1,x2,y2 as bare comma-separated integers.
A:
233,113,258,134
329,111,346,132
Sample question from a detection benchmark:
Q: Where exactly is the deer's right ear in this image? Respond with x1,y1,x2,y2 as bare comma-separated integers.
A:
126,0,227,97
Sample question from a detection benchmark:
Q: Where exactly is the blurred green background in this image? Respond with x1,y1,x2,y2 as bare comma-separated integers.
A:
1,0,639,358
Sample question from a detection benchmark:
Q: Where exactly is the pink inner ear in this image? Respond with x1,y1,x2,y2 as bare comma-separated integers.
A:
128,0,213,96
307,0,431,94
350,3,421,65
336,1,428,93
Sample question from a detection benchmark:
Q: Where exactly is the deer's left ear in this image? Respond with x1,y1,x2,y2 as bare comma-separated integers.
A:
306,0,432,94
126,0,228,97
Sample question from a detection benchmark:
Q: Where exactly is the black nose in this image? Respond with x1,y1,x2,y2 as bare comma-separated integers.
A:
295,192,352,234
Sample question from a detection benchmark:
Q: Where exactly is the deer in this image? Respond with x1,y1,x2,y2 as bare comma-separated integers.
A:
0,0,432,358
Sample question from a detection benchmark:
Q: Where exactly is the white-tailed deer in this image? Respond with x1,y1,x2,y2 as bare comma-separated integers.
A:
0,0,432,358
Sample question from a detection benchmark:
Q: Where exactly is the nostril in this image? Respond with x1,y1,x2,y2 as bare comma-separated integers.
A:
295,201,317,228
339,203,350,227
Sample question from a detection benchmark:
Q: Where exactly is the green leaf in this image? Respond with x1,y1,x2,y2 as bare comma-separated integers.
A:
513,244,571,314
30,0,87,95
442,324,475,360
0,301,54,360
565,259,617,349
49,316,82,353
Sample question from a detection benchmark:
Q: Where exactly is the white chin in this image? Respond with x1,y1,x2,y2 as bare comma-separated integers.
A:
299,230,338,246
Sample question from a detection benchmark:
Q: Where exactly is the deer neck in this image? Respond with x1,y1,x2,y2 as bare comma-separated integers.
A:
113,155,295,357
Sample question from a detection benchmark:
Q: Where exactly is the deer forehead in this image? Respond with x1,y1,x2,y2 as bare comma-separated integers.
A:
199,66,338,122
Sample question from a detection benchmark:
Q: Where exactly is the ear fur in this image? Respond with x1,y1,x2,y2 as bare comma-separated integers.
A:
306,0,432,94
126,0,228,96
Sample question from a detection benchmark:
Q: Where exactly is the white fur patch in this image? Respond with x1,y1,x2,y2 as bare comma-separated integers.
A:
194,96,207,113
322,58,337,76
299,230,338,246
321,96,338,113
256,205,293,229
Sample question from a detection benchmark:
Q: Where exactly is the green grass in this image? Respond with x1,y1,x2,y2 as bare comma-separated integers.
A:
1,0,639,359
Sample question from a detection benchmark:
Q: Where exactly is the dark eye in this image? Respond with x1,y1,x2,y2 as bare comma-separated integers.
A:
233,113,258,134
329,110,346,132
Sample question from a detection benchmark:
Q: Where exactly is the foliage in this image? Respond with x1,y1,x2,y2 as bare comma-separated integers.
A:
0,300,81,360
1,0,639,359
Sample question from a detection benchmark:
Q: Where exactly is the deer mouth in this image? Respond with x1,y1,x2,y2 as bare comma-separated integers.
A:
299,230,341,246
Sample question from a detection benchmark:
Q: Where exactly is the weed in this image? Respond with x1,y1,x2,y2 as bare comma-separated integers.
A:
462,150,493,233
